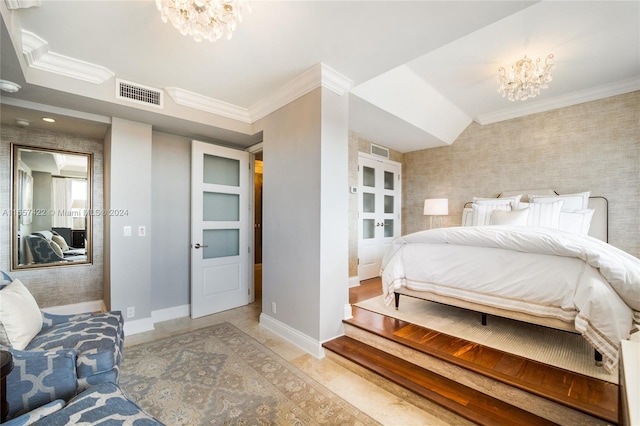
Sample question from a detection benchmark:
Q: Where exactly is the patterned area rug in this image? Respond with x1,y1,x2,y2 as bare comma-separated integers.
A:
356,296,617,383
119,323,380,425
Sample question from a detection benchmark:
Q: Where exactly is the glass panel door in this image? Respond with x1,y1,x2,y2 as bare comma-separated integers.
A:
191,141,250,319
358,154,401,280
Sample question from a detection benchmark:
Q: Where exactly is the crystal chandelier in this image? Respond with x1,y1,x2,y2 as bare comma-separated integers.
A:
497,54,555,101
156,0,249,43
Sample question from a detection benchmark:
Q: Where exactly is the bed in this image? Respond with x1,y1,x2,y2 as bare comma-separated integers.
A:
380,190,640,373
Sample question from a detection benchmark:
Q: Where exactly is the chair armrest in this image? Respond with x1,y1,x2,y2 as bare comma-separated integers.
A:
4,400,65,426
41,311,94,328
4,347,77,419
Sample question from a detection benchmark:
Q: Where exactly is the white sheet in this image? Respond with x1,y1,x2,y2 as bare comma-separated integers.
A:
380,226,640,373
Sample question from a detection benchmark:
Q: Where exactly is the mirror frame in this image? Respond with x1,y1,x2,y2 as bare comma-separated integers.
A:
10,143,93,270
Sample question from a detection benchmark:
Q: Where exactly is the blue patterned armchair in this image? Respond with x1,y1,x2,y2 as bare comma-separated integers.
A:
4,382,163,426
0,272,125,421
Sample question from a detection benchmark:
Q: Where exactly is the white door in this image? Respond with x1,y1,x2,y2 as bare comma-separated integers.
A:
191,141,250,318
358,154,401,280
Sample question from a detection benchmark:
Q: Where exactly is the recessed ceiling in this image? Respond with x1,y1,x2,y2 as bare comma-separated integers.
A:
1,1,638,153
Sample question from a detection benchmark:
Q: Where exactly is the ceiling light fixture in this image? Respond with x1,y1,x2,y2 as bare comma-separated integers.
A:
42,117,56,123
497,54,555,101
156,0,249,43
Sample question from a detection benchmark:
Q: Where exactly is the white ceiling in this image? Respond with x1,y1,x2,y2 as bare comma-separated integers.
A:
1,1,638,153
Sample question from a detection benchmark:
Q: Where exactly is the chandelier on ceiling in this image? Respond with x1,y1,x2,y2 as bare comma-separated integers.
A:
497,54,555,101
156,0,249,43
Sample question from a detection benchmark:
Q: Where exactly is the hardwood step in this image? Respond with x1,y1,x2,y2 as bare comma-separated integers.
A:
323,336,558,426
345,306,618,424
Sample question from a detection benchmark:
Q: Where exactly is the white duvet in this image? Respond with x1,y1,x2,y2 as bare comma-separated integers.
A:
380,226,640,373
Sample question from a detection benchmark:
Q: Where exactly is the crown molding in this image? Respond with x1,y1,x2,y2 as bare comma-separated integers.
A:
5,0,39,9
165,63,353,124
475,78,640,125
21,30,114,84
164,87,251,123
249,63,353,122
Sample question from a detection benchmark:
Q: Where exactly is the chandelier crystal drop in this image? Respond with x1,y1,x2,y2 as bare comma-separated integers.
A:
156,0,249,43
497,54,555,101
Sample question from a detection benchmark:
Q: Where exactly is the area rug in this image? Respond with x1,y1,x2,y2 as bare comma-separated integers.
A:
355,296,618,384
119,322,380,425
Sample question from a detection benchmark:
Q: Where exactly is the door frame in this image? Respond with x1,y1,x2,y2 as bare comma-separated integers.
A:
190,140,252,318
357,152,402,281
246,142,264,304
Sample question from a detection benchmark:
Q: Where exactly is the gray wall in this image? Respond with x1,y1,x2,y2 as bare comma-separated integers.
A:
150,131,191,311
0,125,104,308
105,118,153,319
402,91,640,258
258,87,350,342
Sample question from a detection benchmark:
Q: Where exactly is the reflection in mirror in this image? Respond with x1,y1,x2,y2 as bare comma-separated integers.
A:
11,144,92,269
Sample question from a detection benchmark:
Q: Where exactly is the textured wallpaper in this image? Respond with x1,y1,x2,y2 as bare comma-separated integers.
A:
402,91,640,258
0,125,104,308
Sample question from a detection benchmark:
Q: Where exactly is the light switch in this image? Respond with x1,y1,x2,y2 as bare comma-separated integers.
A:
124,226,132,237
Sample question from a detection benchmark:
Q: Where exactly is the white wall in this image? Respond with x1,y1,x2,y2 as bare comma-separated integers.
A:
105,118,153,330
319,88,350,342
258,87,350,350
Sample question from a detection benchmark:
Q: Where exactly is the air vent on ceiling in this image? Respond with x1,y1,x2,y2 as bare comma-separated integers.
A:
116,78,163,108
371,144,389,159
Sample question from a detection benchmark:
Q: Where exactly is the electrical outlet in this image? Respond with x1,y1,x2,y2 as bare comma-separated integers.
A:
126,306,135,318
271,302,277,314
138,226,146,237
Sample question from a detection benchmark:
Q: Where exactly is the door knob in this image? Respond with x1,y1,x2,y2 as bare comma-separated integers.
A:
193,243,209,249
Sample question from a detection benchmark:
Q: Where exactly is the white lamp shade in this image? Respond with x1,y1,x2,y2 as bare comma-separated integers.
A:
423,198,448,216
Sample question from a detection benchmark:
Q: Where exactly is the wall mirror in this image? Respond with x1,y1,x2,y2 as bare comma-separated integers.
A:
11,144,92,270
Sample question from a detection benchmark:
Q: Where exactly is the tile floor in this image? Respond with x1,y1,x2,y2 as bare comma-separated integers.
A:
124,300,451,425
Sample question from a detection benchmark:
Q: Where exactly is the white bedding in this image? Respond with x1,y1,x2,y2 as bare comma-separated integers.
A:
380,226,640,373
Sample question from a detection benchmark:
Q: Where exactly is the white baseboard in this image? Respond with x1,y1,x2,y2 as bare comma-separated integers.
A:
348,276,360,288
259,313,325,359
152,304,190,323
124,317,155,336
41,300,105,315
343,303,353,320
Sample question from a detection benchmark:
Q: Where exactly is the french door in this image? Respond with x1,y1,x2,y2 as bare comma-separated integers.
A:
358,154,401,280
191,141,250,318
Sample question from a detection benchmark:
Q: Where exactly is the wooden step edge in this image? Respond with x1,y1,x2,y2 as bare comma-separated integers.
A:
323,336,558,426
345,307,618,424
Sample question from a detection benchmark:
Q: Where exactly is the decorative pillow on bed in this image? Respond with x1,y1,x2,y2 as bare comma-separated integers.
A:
499,189,554,203
490,208,530,226
474,195,521,209
529,191,590,211
472,202,512,226
527,199,564,228
559,209,595,234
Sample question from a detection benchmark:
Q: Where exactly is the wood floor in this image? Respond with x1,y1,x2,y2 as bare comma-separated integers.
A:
325,277,619,425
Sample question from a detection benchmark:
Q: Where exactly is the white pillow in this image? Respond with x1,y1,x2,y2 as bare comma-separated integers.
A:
527,200,564,228
529,191,590,211
474,196,521,209
52,234,70,252
500,189,554,203
472,202,511,226
491,208,530,226
559,209,595,235
0,278,42,349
